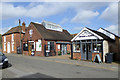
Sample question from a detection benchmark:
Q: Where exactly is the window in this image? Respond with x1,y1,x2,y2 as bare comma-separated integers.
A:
4,43,6,51
4,36,6,42
92,43,102,53
73,43,80,52
12,42,14,51
36,40,42,51
48,42,50,51
23,43,28,51
12,34,14,41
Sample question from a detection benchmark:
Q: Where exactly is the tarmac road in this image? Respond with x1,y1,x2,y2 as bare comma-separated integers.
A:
1,53,118,79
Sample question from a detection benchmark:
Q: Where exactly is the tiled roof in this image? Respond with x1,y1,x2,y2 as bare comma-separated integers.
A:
2,26,24,36
31,22,72,41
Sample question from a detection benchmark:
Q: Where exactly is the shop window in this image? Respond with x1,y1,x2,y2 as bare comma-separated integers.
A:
73,43,80,52
97,43,102,53
92,43,102,53
48,42,50,51
23,43,28,51
47,42,54,51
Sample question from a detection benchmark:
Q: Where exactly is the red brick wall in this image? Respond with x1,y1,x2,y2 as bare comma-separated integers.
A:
2,33,24,54
92,53,102,61
73,52,81,59
23,23,42,42
73,52,102,61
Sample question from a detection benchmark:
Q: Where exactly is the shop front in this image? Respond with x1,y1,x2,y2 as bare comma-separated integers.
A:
72,40,103,61
71,27,116,62
22,21,72,57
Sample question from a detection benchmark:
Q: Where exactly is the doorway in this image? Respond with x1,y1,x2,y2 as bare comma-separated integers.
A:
61,44,67,55
28,42,34,55
81,43,92,60
7,42,10,53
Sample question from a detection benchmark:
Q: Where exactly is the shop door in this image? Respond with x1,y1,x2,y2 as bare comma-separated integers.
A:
61,44,67,55
28,45,32,55
7,42,10,53
81,43,87,60
87,43,92,60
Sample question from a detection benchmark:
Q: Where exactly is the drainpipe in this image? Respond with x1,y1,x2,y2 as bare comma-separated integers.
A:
71,42,73,59
19,19,22,54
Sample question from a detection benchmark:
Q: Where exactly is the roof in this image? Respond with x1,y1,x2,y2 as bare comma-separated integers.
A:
86,27,115,41
31,22,72,41
71,33,78,38
71,27,115,41
2,26,25,36
98,27,120,38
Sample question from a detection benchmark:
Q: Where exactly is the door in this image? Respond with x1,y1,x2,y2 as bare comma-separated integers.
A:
61,44,67,55
81,43,87,60
81,43,92,60
28,44,32,55
7,42,10,53
87,43,92,60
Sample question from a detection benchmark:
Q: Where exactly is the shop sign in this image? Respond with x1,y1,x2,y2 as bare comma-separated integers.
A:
79,30,94,37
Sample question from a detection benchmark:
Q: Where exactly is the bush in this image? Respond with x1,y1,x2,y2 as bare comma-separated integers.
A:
67,51,70,55
58,51,61,55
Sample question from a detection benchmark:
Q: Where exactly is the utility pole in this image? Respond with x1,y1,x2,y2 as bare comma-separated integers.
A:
19,19,22,54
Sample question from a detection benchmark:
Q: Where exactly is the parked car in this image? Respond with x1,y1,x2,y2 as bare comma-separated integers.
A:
0,52,8,68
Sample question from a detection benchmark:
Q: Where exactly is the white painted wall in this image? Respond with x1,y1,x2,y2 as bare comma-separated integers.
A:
103,40,109,62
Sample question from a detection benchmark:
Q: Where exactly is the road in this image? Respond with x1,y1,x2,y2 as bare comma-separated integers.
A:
1,53,118,79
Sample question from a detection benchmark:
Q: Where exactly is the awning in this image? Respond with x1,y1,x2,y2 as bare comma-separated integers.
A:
56,42,71,44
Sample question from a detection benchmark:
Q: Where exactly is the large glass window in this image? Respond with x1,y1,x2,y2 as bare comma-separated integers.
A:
73,42,80,52
92,42,102,53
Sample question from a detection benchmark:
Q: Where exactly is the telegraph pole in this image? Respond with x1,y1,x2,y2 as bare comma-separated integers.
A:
19,19,22,54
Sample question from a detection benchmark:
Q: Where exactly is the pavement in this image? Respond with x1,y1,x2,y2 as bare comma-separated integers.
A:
1,53,119,78
18,53,118,71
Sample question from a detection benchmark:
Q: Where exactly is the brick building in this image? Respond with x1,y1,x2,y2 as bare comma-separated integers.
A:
71,27,120,62
23,21,72,56
2,22,26,54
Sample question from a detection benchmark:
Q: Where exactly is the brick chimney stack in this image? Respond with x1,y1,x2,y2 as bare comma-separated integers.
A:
22,22,26,32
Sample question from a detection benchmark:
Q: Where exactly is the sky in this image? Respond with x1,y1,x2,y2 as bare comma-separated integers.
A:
0,1,119,36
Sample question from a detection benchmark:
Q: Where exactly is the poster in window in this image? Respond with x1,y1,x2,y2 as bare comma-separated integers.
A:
58,45,60,49
36,40,42,51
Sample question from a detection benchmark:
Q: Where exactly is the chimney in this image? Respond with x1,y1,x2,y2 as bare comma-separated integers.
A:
22,22,26,32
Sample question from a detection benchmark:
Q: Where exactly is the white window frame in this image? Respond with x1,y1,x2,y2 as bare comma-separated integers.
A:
12,42,14,51
4,36,6,42
12,34,14,41
4,43,6,51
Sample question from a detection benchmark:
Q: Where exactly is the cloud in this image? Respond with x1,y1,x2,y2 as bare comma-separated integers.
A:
60,18,69,24
1,3,71,20
73,26,84,31
99,3,118,24
71,10,99,24
105,25,118,36
1,2,109,20
0,26,13,34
